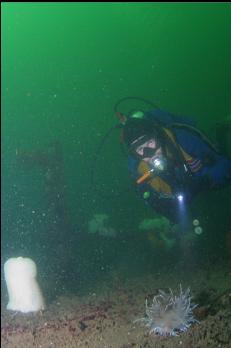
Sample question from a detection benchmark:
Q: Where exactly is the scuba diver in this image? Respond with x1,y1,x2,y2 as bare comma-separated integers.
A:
116,99,231,227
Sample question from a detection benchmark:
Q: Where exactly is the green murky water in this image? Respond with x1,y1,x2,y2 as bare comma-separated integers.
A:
2,3,231,294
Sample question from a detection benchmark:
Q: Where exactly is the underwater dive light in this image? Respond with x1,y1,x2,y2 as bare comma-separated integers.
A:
149,155,168,172
136,155,168,185
177,194,184,202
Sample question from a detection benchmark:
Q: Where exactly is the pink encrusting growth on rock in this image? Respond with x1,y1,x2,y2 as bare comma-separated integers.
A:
135,285,198,336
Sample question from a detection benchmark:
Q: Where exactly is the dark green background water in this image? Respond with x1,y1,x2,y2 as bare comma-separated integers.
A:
2,3,231,296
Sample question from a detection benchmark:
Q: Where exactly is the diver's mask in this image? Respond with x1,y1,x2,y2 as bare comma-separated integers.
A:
130,135,160,158
130,136,167,171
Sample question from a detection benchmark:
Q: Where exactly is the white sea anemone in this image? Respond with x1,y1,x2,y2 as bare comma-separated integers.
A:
135,285,198,336
88,214,116,237
4,257,45,313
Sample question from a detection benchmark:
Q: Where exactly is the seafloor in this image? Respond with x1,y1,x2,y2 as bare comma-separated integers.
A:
1,258,231,348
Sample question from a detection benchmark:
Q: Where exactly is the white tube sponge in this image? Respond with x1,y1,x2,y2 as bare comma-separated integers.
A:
4,257,45,313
